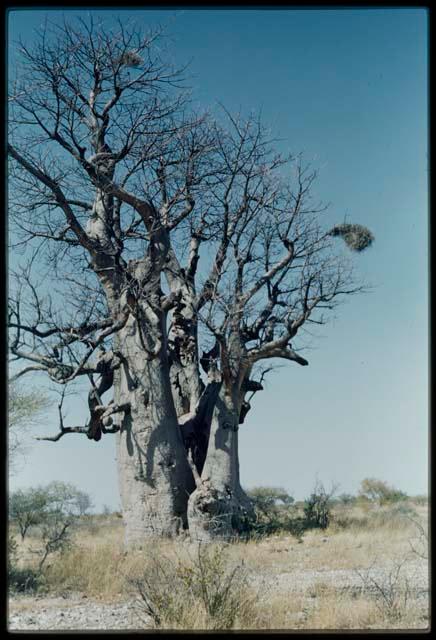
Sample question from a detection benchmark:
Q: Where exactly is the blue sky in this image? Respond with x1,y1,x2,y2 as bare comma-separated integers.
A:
8,8,428,509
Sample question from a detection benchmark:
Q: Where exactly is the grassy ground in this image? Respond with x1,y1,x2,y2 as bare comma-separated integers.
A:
9,499,429,631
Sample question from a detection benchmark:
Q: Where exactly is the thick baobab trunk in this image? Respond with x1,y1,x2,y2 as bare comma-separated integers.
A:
114,297,194,545
187,384,254,541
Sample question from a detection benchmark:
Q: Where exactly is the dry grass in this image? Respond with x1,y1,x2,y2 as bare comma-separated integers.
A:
129,543,264,630
9,500,429,631
303,583,427,630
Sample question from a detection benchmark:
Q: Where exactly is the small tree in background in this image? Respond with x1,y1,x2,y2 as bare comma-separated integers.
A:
35,486,76,573
248,487,294,522
9,482,93,541
359,478,408,505
75,491,94,517
43,481,93,518
247,487,294,513
9,488,50,541
8,482,93,592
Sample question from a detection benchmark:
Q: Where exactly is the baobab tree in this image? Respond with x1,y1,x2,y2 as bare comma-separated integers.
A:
8,17,373,543
8,17,205,541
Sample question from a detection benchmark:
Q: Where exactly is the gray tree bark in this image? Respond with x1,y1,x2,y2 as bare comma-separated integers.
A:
114,299,193,544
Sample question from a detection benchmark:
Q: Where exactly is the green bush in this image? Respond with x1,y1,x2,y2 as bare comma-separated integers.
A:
9,565,44,594
246,487,301,539
245,483,338,539
303,481,335,530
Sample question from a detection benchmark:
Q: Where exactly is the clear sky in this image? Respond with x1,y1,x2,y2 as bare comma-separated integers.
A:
8,8,428,510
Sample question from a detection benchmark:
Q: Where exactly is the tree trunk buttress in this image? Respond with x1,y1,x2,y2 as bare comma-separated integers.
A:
115,312,193,545
187,384,254,542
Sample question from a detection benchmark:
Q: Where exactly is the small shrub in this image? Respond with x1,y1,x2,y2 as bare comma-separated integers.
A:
130,544,258,630
285,516,310,542
9,565,44,594
8,536,44,593
355,559,412,622
407,514,428,560
303,481,336,530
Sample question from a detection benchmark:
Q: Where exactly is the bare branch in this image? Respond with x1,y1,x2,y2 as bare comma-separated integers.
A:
8,144,94,252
